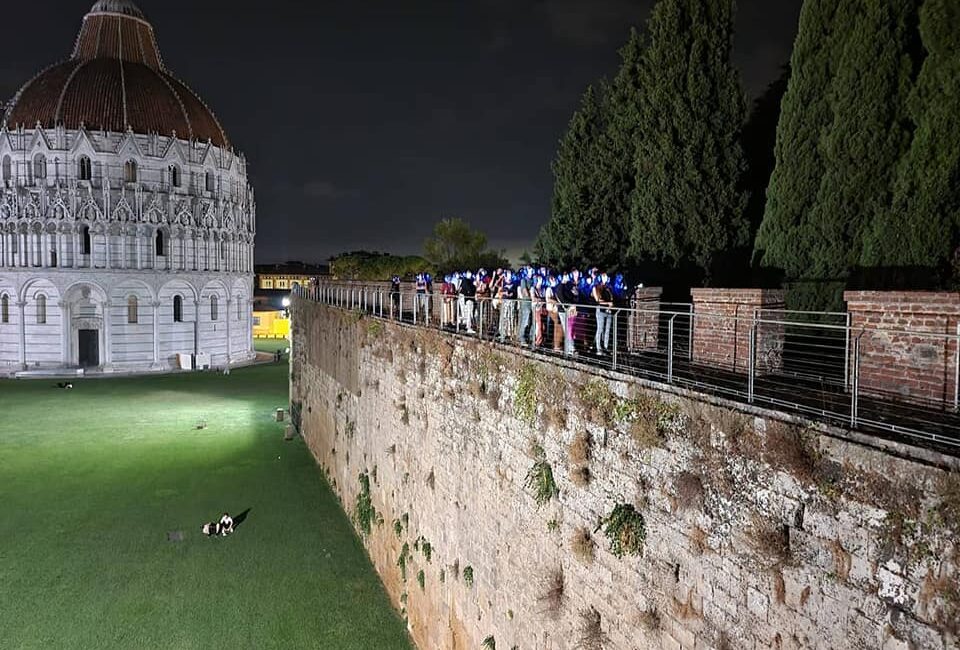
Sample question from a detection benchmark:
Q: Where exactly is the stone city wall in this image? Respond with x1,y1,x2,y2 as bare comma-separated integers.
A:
291,298,960,650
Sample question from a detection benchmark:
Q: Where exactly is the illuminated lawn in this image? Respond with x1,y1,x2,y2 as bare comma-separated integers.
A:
0,358,411,650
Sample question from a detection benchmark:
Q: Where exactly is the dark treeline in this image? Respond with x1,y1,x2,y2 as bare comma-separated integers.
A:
536,0,960,309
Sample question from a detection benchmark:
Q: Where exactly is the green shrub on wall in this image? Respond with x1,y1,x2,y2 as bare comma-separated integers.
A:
515,363,538,426
354,472,375,536
603,503,646,557
463,565,474,587
525,447,559,508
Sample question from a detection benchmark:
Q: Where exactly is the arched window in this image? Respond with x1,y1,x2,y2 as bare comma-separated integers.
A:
1,156,10,182
168,165,180,188
33,154,47,180
78,156,92,181
205,170,215,192
81,225,91,255
173,295,183,323
155,230,165,257
124,159,137,183
36,294,46,325
210,295,219,321
1,294,8,324
127,295,138,324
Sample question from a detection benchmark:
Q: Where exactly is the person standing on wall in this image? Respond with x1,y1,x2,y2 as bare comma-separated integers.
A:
592,273,614,356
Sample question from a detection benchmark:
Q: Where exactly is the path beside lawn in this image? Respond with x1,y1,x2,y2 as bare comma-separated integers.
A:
0,358,411,650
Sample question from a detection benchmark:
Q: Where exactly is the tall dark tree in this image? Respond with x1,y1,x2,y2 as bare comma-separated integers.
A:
806,0,917,302
755,0,921,308
628,0,750,285
753,0,839,285
536,84,614,269
861,0,960,284
536,29,646,271
742,65,790,242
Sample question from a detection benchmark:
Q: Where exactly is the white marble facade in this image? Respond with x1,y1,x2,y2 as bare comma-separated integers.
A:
0,2,256,374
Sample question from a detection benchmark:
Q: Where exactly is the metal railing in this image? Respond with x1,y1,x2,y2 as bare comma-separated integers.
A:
296,282,960,453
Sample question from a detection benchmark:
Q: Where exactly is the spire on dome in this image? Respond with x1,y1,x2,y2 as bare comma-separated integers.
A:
88,0,146,19
73,0,161,69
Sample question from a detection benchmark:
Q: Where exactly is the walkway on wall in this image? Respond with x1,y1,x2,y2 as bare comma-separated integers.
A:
297,284,960,457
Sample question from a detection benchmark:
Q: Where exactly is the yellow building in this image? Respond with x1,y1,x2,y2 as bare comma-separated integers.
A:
255,263,328,291
253,310,290,339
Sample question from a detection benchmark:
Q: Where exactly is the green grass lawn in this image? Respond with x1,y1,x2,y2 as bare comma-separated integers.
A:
254,338,290,355
0,362,411,650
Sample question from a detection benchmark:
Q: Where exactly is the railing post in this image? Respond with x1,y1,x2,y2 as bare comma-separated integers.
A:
851,334,861,427
844,312,851,391
748,320,756,404
413,292,418,325
954,323,959,412
612,310,618,371
667,314,676,384
687,306,693,361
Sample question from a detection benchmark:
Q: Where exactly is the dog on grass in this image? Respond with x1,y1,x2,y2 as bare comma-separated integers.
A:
202,512,234,537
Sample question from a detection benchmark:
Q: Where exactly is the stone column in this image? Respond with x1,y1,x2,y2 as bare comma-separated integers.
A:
690,288,786,375
59,300,69,365
17,299,26,369
102,299,113,371
136,231,143,270
72,231,80,268
151,300,162,369
193,299,201,355
226,297,233,364
121,232,127,269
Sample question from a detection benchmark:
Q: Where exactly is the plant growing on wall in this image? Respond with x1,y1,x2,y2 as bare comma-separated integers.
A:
514,363,538,426
417,569,425,591
393,518,403,539
463,565,474,587
526,452,559,508
397,542,411,581
602,503,646,557
354,472,375,536
421,540,432,563
481,635,496,649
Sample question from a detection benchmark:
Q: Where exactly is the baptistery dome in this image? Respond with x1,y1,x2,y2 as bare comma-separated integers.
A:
5,0,228,147
0,0,256,375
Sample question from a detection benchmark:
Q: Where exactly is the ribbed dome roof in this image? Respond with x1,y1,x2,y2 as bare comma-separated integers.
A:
3,1,230,148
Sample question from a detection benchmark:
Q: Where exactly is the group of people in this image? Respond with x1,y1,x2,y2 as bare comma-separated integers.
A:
391,267,633,358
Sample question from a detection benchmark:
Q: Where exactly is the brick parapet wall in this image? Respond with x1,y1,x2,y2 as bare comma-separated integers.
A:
290,298,960,650
690,288,786,374
628,286,663,352
845,291,960,408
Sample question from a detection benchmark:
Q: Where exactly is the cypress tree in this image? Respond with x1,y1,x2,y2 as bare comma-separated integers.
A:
861,0,960,283
536,83,612,269
753,0,841,285
805,0,917,303
628,0,749,285
755,0,922,308
537,30,645,271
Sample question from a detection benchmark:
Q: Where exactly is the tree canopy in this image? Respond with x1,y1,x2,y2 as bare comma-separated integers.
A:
424,218,509,274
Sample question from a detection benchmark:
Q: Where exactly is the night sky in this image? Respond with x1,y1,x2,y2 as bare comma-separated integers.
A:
1,0,802,264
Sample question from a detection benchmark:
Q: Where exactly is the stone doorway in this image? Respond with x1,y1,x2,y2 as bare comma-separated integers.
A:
78,329,99,367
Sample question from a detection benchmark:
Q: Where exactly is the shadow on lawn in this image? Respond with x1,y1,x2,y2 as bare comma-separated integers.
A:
233,508,251,529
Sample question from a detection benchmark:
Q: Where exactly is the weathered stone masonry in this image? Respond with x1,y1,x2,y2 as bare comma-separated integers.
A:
291,298,960,650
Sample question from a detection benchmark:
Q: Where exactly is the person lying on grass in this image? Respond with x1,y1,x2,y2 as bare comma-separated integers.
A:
201,512,234,537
